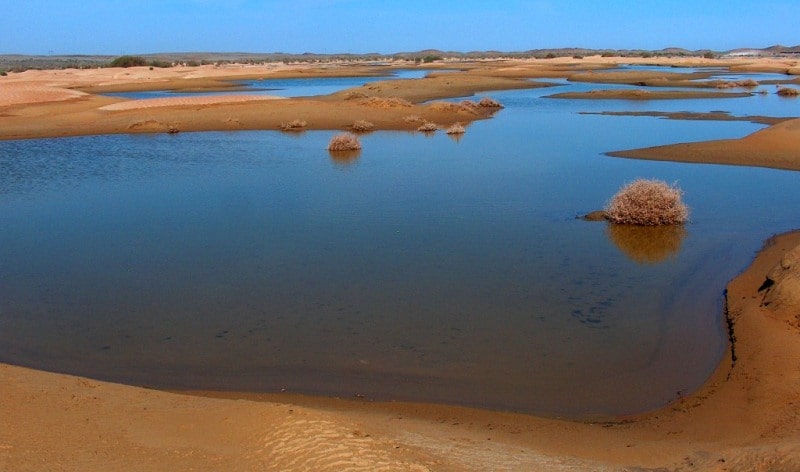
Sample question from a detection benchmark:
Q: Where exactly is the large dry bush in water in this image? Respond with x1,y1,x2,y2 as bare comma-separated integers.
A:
328,133,362,151
605,179,689,225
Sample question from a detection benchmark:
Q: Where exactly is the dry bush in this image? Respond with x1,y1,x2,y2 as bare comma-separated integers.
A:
477,97,504,108
777,87,800,97
460,100,479,108
343,91,368,100
280,119,307,131
417,121,438,132
445,123,466,135
428,102,478,114
328,133,362,151
351,120,375,132
605,179,689,226
736,79,759,88
360,96,413,108
403,114,423,123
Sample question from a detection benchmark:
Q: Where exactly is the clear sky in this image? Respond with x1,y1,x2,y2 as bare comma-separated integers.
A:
1,0,796,55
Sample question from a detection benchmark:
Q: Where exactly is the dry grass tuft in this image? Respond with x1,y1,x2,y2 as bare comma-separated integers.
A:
445,123,466,135
605,179,689,226
403,115,423,123
328,133,362,151
360,96,413,108
280,119,307,131
417,121,438,133
477,97,504,108
428,102,478,114
777,87,800,97
351,120,375,132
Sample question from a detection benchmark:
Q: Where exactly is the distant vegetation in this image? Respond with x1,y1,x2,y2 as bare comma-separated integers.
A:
605,179,689,226
109,55,171,68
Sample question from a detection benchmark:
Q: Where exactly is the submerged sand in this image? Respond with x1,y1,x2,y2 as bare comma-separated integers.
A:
2,56,800,470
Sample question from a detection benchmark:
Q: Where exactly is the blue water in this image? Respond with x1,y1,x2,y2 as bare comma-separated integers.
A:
1,66,798,418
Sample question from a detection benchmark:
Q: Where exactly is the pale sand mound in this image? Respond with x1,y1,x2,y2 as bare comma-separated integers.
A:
761,244,800,314
610,117,800,170
99,94,284,111
0,84,89,106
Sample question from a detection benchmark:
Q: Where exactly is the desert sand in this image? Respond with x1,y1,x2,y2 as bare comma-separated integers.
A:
2,56,800,470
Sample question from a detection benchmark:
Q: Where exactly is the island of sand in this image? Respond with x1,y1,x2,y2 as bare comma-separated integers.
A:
2,55,800,471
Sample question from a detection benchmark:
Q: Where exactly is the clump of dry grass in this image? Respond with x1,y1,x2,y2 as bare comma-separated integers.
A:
477,97,504,108
403,115,423,123
445,122,466,135
351,120,375,132
427,102,478,114
605,179,689,226
777,87,800,97
715,79,759,89
417,121,438,133
360,96,413,108
328,133,362,151
280,119,307,131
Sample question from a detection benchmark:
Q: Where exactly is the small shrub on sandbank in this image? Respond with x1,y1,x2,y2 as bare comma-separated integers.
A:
328,133,362,151
445,123,466,135
280,119,307,131
777,87,800,97
417,121,438,133
351,120,374,132
605,179,689,226
477,97,503,108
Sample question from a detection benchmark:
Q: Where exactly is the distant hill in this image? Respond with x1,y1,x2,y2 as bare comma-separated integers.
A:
2,45,798,71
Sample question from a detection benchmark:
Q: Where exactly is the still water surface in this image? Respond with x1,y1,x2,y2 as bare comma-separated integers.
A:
1,68,798,418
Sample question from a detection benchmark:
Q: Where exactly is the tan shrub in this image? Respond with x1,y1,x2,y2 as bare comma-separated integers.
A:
280,119,307,131
360,96,413,108
477,97,503,108
777,87,800,97
417,121,438,132
351,120,375,132
605,179,689,226
403,115,423,123
328,133,362,151
445,122,466,134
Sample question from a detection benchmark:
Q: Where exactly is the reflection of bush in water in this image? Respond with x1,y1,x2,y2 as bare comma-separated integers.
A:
606,224,687,264
328,150,361,166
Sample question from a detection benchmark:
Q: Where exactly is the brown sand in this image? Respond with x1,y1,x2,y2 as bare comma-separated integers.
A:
3,229,800,471
611,117,800,171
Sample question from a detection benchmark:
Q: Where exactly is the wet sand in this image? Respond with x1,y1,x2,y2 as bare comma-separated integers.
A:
610,117,800,171
2,56,800,470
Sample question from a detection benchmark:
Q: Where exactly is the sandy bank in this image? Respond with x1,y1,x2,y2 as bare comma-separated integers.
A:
610,117,800,171
3,229,800,471
98,94,284,111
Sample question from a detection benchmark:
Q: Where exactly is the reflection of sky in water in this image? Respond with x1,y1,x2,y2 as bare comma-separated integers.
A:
2,69,799,418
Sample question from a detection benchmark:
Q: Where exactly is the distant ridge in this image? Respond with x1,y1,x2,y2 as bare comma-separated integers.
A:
1,45,798,71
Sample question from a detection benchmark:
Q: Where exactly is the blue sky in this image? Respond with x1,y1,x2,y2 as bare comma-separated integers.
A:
1,0,796,55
